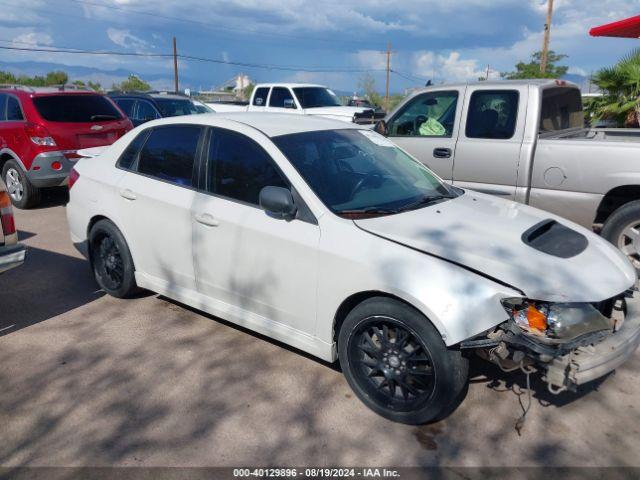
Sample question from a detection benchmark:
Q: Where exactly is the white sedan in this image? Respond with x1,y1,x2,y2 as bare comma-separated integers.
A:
67,113,640,424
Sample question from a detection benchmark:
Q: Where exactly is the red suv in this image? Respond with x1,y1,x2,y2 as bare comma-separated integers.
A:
0,86,133,208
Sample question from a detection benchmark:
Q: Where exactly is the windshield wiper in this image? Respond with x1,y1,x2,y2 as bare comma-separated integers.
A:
90,114,118,121
399,194,455,212
338,207,400,217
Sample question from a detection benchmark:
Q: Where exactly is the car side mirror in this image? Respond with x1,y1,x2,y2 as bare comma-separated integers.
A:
284,99,296,109
259,186,297,220
374,120,388,136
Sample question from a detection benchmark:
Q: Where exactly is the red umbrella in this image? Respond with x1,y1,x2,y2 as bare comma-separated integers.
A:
590,15,640,38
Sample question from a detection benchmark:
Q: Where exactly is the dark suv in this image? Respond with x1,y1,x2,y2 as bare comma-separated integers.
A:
108,91,200,127
0,85,133,208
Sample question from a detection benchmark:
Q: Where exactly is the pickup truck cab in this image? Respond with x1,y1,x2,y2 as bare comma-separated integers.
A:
377,80,640,268
208,83,383,123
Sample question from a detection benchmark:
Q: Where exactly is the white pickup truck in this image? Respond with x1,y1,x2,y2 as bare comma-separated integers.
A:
206,83,383,123
376,79,640,269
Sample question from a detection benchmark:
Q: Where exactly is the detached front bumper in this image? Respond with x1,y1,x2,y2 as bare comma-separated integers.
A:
544,292,640,390
26,151,78,188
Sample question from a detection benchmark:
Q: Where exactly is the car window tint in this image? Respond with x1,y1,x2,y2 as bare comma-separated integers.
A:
114,98,135,117
209,129,288,205
32,94,123,122
388,91,458,137
269,87,295,108
6,96,23,121
465,90,519,139
0,94,7,121
137,126,201,187
136,100,160,121
117,130,149,170
252,87,269,106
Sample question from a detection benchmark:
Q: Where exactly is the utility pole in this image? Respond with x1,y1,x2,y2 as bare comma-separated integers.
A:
173,36,179,94
540,0,554,75
485,64,490,81
385,42,391,112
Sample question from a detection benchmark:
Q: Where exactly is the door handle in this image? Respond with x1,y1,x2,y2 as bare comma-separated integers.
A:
194,213,219,227
433,148,452,158
119,189,137,201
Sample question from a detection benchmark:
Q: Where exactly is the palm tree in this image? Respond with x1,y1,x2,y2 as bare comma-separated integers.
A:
588,49,640,127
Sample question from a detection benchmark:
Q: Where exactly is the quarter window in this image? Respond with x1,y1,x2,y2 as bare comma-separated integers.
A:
0,94,6,121
388,91,458,137
137,126,201,187
269,87,295,108
117,130,149,170
208,129,288,205
465,90,519,139
252,87,269,106
6,96,23,121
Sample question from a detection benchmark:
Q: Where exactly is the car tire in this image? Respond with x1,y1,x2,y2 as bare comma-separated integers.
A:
338,297,468,425
88,219,139,298
601,200,640,271
2,160,41,209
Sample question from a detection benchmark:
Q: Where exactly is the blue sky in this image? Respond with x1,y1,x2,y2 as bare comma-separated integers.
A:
0,0,638,93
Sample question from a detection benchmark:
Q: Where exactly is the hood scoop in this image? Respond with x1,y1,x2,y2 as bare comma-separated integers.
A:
521,219,588,258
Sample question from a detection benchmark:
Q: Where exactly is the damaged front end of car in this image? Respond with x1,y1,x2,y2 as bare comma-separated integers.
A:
461,287,640,394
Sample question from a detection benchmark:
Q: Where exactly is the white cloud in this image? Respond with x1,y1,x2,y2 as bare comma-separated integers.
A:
107,27,150,51
413,51,501,82
11,32,53,47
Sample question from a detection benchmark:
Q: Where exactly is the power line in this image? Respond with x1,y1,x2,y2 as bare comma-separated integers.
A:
0,43,386,73
391,70,431,84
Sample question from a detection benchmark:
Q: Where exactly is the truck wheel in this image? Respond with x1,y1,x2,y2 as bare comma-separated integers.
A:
88,219,139,298
601,200,640,270
2,160,41,209
338,297,468,425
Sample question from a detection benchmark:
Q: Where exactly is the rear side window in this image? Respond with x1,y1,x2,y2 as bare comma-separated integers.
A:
269,87,295,108
135,100,160,121
0,94,6,121
117,130,149,170
6,96,23,121
114,98,135,116
465,90,519,139
208,129,287,205
137,126,201,187
540,87,584,133
33,95,123,123
252,87,269,106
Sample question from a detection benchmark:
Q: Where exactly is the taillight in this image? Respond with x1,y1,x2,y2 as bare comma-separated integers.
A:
25,122,56,146
0,191,16,235
68,168,80,190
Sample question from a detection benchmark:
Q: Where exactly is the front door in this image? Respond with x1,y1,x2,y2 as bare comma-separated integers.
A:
192,127,320,334
451,87,527,199
386,88,464,182
265,87,298,114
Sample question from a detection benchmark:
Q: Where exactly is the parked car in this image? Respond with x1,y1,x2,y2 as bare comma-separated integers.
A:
207,83,385,123
0,178,25,273
376,79,640,269
67,113,639,425
108,91,200,127
0,85,133,208
192,100,214,114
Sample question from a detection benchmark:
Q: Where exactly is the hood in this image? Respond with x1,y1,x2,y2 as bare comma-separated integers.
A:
355,192,636,303
304,106,369,120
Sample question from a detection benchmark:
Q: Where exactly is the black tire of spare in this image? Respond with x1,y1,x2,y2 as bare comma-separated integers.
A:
2,159,41,209
601,200,640,267
338,297,468,425
88,219,139,298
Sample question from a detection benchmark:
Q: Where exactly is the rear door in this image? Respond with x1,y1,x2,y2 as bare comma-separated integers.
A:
451,87,527,199
116,124,204,292
31,94,131,150
386,88,464,182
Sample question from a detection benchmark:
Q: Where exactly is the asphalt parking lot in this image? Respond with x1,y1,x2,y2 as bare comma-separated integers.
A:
1,191,639,468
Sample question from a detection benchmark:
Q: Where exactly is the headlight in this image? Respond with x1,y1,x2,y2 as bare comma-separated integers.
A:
501,298,612,341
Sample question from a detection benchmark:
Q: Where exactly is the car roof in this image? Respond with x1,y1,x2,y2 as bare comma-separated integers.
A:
254,83,326,89
140,112,363,137
0,86,103,97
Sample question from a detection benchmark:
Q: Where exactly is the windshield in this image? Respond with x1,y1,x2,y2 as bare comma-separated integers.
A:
293,87,341,108
273,129,455,218
153,98,199,117
33,94,123,123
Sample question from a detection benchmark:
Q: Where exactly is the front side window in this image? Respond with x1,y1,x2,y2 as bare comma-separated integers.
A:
388,91,458,137
273,129,454,217
6,96,23,121
153,98,199,117
208,129,288,205
293,87,341,108
137,126,201,187
135,100,160,121
465,90,519,139
269,87,296,108
33,94,123,122
252,87,269,106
